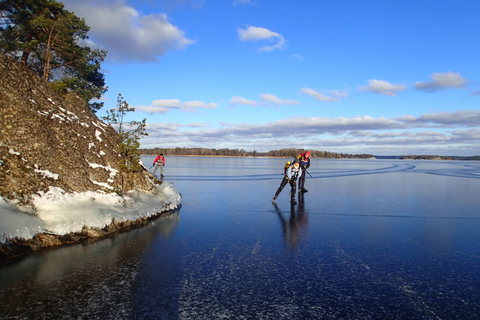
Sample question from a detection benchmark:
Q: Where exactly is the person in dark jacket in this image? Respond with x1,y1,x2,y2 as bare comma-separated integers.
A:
297,151,310,193
272,159,303,204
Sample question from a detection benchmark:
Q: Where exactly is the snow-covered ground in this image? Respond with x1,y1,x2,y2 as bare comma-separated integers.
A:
0,182,181,244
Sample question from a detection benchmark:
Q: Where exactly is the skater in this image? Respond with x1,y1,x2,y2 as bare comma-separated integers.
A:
297,151,310,193
272,159,303,204
153,153,165,177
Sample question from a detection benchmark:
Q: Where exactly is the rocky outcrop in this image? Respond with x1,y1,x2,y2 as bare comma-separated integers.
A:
0,53,173,261
0,53,158,205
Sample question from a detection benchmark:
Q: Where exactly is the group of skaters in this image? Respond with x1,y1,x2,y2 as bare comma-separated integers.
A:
272,151,311,205
151,150,312,205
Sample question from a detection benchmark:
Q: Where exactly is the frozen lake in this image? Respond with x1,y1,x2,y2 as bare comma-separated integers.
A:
1,156,480,319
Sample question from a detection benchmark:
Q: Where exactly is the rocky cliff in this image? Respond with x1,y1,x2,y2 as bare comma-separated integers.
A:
0,53,173,260
0,53,158,206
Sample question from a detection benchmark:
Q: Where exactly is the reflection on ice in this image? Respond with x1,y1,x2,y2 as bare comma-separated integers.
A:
272,194,308,251
0,210,180,318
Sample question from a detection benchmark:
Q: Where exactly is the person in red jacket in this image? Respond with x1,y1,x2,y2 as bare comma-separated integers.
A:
153,153,165,177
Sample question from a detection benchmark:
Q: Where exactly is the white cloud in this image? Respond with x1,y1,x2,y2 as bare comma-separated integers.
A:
181,101,217,111
229,95,299,107
414,72,468,92
329,89,349,98
134,99,217,113
229,96,259,107
187,122,211,128
146,122,182,132
135,105,170,114
359,79,407,96
300,88,340,102
238,26,286,51
61,0,194,62
260,94,299,105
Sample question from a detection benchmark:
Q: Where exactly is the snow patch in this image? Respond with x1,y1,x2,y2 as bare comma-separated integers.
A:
8,148,20,156
51,113,66,121
90,179,114,190
35,169,59,180
0,183,181,243
92,121,106,132
88,162,119,178
95,130,102,142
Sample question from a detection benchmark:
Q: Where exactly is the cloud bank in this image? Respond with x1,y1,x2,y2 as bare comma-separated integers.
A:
141,110,480,156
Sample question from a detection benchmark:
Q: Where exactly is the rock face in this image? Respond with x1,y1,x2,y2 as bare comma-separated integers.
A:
0,53,157,206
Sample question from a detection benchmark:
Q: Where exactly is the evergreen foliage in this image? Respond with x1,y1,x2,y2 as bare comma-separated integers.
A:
102,94,148,173
0,0,107,112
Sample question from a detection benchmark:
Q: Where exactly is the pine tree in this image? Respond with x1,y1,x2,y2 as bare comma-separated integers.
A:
102,94,148,173
0,0,107,112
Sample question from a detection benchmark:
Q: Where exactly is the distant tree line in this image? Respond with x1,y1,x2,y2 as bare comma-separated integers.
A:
400,155,480,161
140,147,374,159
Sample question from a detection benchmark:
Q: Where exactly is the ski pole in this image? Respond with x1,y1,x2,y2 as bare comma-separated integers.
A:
305,169,312,177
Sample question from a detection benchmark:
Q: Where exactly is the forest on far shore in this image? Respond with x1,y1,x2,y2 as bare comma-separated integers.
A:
140,147,375,159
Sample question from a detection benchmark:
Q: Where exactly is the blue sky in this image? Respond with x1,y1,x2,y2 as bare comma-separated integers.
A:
61,0,480,156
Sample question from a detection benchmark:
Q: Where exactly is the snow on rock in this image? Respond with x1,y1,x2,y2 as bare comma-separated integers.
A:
0,183,181,244
0,198,45,243
34,169,59,180
95,130,103,142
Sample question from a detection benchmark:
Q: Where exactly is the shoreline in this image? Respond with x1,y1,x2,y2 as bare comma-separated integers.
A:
0,208,179,263
141,154,480,161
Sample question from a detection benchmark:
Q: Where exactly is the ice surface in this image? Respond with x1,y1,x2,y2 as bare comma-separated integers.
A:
0,182,181,243
1,157,480,319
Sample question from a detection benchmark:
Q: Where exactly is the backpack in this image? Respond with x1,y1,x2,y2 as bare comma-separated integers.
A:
283,161,291,174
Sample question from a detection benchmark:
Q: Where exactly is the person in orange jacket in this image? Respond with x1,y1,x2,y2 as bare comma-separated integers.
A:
153,153,165,177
